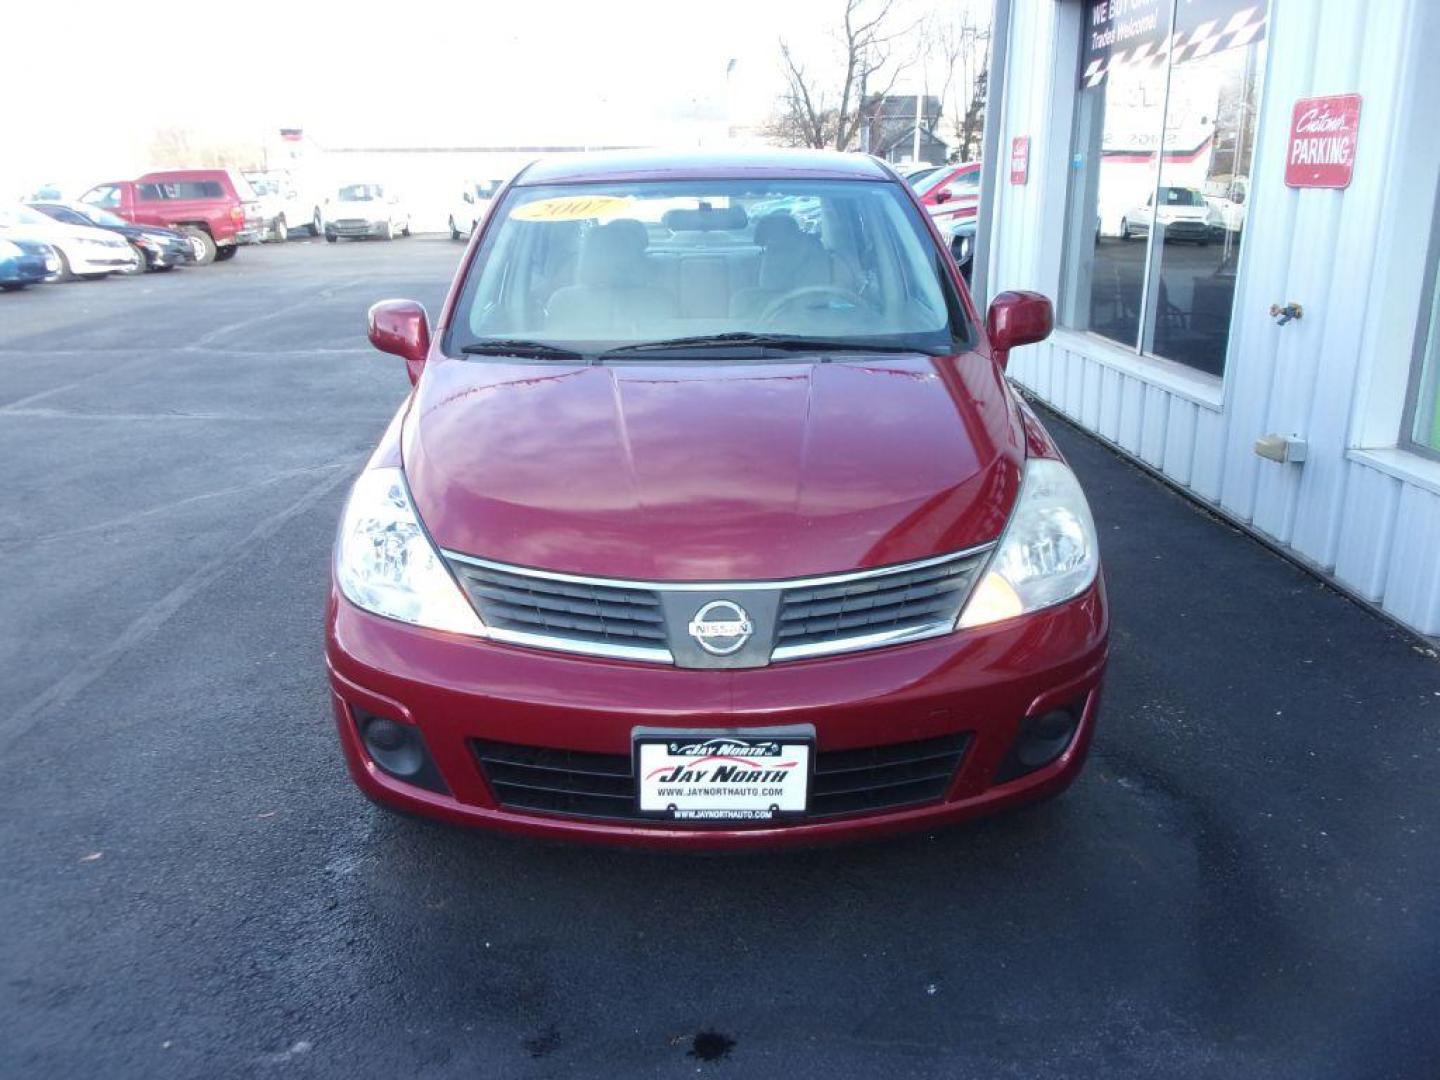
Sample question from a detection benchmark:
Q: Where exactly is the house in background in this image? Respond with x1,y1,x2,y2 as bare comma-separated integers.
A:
860,95,949,166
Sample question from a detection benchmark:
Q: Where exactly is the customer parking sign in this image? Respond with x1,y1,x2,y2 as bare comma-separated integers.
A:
1285,94,1362,189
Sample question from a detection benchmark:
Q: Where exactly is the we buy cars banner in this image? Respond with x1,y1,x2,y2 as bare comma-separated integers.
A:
1080,0,1267,89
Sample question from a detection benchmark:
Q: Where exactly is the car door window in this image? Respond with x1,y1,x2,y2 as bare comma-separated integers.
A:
85,185,121,209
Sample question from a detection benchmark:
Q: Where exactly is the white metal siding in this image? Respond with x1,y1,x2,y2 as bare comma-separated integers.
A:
994,0,1440,637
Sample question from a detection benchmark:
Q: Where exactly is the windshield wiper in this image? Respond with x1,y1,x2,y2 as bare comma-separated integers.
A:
460,339,588,360
601,332,940,357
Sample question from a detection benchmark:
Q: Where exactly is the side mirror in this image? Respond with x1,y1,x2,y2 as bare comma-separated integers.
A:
368,299,431,384
934,189,953,204
986,290,1053,370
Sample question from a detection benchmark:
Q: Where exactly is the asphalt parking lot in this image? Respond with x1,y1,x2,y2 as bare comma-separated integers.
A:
3,238,1440,1080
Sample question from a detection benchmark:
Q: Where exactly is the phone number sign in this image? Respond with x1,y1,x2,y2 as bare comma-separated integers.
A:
1285,94,1362,189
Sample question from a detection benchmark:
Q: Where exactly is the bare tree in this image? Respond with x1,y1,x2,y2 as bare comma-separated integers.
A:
928,7,989,162
147,126,265,170
767,0,915,152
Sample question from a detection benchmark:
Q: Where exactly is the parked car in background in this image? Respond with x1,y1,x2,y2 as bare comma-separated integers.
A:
904,163,944,186
0,204,138,280
946,217,977,283
244,170,323,240
0,237,58,290
28,201,195,274
915,162,982,227
1120,186,1222,244
323,184,410,242
1203,176,1248,237
449,180,503,240
80,169,262,265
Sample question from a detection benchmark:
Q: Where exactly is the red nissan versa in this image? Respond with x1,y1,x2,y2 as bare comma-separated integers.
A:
327,149,1107,848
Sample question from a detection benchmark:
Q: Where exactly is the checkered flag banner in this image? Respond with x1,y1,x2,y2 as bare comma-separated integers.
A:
1081,5,1267,89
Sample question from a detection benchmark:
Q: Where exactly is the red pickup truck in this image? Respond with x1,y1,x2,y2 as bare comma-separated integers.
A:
79,169,263,265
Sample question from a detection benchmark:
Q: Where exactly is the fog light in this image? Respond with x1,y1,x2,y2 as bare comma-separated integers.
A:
355,710,448,793
996,703,1082,783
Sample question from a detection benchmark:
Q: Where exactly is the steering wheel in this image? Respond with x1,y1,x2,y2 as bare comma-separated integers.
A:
760,285,867,325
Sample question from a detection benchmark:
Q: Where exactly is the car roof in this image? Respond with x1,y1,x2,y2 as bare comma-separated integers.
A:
515,148,895,186
138,169,233,181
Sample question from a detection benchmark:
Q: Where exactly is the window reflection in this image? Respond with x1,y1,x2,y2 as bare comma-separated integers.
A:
1151,32,1267,375
1062,0,1269,379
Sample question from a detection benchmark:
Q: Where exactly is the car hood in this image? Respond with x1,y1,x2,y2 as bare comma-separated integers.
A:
404,352,1025,581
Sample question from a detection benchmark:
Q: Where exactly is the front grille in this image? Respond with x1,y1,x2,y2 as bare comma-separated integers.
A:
810,733,969,816
443,547,993,665
473,741,634,819
448,560,668,657
774,556,985,654
472,733,969,823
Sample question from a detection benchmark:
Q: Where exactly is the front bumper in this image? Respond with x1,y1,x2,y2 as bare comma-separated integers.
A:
326,579,1109,848
1159,220,1210,241
0,255,52,284
327,218,389,238
69,247,138,273
144,242,196,268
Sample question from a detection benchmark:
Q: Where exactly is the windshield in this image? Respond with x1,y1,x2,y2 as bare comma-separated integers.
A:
77,205,126,227
1160,187,1205,207
338,184,383,202
913,169,955,197
448,178,968,355
0,204,52,227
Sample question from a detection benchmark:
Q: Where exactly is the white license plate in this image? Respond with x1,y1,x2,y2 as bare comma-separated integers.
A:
636,734,811,822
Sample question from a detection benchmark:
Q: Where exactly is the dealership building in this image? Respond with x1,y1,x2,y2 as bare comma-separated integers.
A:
976,0,1440,638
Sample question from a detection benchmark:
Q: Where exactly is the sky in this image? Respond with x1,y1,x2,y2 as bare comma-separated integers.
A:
0,0,989,197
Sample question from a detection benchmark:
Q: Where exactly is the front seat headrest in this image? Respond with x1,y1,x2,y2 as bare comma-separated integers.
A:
754,211,803,248
577,218,648,286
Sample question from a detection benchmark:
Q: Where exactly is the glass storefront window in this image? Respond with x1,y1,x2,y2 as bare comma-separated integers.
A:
1404,224,1440,457
1060,0,1269,378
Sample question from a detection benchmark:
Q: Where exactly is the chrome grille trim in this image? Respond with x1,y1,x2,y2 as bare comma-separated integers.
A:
484,626,673,664
441,544,993,592
442,545,995,664
769,620,958,661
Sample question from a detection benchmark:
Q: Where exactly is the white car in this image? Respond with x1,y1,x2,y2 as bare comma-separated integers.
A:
323,184,411,242
1204,177,1248,235
1120,186,1223,244
0,203,138,279
243,171,323,241
449,180,503,240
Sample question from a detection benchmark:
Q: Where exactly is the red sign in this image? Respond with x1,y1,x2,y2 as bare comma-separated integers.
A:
1010,136,1030,185
1285,94,1362,188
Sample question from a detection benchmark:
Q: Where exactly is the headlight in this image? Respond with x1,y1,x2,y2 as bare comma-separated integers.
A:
335,467,485,636
959,458,1099,628
136,234,162,250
